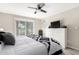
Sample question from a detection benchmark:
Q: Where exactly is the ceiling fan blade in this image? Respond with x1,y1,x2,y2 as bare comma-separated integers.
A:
28,7,37,10
40,9,47,13
37,3,45,8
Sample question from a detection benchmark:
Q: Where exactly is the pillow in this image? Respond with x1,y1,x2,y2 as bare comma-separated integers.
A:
1,32,15,45
39,37,50,42
27,34,39,41
0,31,5,41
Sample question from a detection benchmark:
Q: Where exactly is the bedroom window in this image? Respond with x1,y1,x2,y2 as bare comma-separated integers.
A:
16,21,33,36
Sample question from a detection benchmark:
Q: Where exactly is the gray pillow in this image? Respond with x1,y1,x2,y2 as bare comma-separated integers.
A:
27,34,39,41
1,32,15,45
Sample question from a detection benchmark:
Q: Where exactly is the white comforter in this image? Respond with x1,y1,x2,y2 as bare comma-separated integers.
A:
0,36,63,55
0,36,47,55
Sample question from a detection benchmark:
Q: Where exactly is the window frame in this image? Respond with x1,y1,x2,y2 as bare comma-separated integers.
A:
14,17,35,36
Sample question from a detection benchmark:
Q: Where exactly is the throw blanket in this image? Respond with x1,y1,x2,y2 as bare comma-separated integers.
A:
27,34,64,55
38,37,63,55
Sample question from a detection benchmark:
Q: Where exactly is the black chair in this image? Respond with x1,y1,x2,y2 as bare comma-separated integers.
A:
38,29,43,37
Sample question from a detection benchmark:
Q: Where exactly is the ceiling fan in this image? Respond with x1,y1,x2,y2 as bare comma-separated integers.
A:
28,3,47,14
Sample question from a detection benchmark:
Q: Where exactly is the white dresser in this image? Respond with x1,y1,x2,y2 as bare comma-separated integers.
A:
45,28,67,49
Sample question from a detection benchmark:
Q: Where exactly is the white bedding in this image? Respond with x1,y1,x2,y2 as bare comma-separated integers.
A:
0,36,63,55
0,36,47,55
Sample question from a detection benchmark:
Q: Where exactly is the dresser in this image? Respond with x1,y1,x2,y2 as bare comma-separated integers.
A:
45,28,67,49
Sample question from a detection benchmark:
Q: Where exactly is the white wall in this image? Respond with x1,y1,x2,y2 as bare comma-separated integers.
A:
0,13,14,33
0,13,42,35
42,7,79,50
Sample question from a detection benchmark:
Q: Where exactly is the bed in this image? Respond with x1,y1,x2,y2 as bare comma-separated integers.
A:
0,36,48,55
0,33,64,55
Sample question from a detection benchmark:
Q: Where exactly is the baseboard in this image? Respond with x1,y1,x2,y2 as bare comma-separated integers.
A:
67,45,79,51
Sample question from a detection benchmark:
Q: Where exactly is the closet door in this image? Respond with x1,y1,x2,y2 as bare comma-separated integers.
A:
45,28,67,49
51,29,66,48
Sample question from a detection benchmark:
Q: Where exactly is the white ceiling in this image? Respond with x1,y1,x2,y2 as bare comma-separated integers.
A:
0,3,79,19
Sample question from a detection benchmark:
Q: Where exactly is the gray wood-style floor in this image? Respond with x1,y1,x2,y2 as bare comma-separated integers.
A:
64,48,79,55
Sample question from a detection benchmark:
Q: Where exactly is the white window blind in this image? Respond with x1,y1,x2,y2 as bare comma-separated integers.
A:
16,20,33,36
